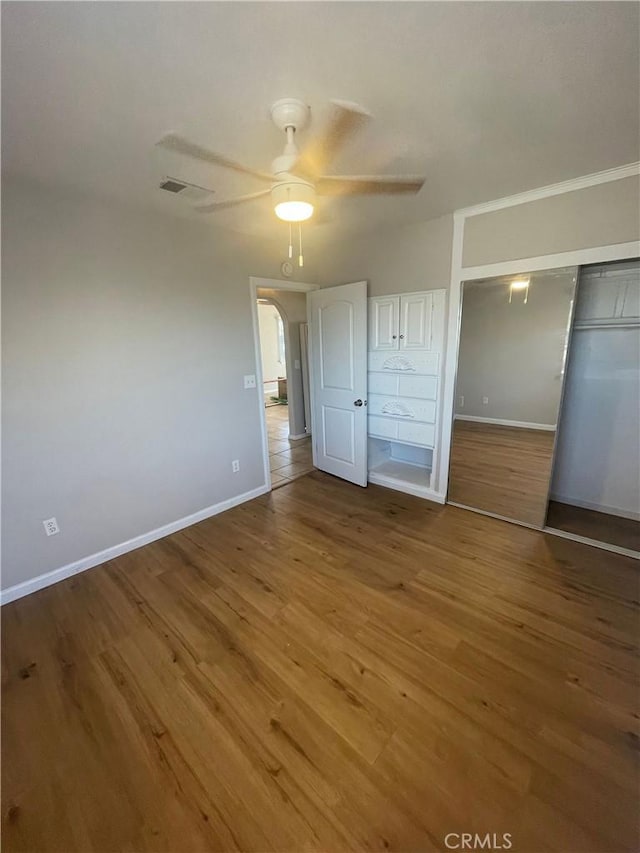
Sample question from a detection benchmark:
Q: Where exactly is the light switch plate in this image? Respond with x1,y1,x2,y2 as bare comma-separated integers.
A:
244,374,257,389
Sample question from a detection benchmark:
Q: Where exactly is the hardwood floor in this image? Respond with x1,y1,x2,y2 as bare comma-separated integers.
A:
547,500,640,553
448,420,557,527
2,472,639,852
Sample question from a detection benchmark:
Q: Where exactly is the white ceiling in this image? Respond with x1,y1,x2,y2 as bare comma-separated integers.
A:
2,2,639,238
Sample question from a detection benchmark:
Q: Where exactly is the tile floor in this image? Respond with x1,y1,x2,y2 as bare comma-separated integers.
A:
266,405,314,488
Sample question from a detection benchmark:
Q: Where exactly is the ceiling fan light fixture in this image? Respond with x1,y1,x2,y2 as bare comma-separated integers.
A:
272,181,315,222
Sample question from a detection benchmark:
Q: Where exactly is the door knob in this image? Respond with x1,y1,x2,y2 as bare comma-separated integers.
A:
354,399,364,407
392,334,397,339
399,334,405,339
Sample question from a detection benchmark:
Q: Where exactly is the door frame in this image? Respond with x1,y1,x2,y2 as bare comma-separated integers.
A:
249,277,319,491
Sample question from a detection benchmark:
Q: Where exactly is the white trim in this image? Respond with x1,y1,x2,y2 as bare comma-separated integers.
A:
368,471,445,504
250,280,273,492
460,241,640,279
251,276,320,294
550,495,640,522
543,526,639,560
288,432,309,441
249,276,319,494
455,415,556,431
457,162,640,218
0,485,270,605
438,212,465,497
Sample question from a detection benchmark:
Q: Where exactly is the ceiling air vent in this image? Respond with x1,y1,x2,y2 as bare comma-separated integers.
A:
159,178,186,193
159,177,214,203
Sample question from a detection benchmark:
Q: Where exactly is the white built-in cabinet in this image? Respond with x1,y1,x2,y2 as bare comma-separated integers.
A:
367,290,446,499
369,291,440,352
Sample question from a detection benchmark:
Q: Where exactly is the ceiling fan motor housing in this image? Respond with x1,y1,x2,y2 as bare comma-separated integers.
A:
270,98,310,134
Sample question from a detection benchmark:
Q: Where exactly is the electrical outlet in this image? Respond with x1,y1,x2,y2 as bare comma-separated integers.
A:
43,517,60,536
459,395,464,407
243,374,256,389
232,459,240,473
482,396,489,405
294,359,301,370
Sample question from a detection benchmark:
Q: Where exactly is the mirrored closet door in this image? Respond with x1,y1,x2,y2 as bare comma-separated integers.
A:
448,267,578,528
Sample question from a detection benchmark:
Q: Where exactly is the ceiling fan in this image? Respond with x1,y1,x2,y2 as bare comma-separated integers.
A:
156,98,426,222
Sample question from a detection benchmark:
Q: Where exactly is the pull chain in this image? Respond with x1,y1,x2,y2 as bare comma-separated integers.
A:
298,223,304,268
288,223,293,259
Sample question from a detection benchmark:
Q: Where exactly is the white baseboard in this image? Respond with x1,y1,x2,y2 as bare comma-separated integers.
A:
368,472,446,504
288,432,310,441
550,494,640,522
455,415,556,431
1,484,270,606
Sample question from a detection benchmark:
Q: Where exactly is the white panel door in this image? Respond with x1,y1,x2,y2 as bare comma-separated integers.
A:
400,293,433,349
309,281,368,486
369,296,399,350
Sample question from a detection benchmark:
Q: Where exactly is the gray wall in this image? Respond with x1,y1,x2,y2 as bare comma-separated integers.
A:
462,175,640,267
256,288,308,438
318,215,454,295
455,271,577,426
1,177,316,591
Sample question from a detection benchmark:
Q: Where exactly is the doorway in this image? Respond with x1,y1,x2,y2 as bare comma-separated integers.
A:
251,278,318,490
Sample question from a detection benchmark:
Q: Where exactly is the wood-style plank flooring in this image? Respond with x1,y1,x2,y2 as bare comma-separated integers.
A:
448,420,557,527
2,472,639,852
547,499,640,553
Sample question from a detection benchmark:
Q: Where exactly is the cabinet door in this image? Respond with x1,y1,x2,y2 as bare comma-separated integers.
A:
369,296,399,350
400,293,433,350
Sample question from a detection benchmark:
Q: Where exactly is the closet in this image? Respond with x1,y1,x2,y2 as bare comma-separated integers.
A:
548,259,640,551
367,290,446,498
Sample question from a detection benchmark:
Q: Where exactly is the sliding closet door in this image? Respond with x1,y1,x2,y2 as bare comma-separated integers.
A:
548,260,640,550
448,267,578,527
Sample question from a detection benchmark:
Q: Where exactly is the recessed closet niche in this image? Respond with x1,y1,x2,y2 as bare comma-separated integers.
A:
548,259,640,552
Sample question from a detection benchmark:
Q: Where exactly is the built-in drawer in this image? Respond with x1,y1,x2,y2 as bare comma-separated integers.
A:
368,372,398,395
368,350,439,375
368,372,438,399
368,395,436,423
397,421,435,447
368,415,398,440
398,374,438,400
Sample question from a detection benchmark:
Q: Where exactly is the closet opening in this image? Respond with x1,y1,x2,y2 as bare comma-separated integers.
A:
254,283,315,489
546,258,640,553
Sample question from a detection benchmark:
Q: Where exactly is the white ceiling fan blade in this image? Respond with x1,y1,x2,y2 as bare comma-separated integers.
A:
157,134,274,183
195,189,271,213
294,100,372,178
316,175,425,196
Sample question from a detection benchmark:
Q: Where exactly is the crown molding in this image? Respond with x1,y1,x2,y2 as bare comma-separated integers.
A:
456,162,640,219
